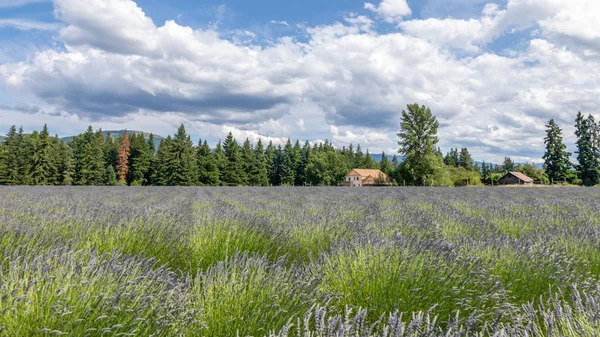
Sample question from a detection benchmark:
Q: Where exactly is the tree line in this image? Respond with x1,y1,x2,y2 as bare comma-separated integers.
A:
0,124,387,186
0,105,597,186
395,104,598,186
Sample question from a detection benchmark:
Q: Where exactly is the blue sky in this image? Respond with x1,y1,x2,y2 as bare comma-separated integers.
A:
0,0,599,163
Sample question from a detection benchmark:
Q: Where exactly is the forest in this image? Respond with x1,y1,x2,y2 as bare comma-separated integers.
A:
0,104,596,187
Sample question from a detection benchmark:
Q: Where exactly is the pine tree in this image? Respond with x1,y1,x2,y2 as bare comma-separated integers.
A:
221,132,246,186
459,148,475,171
502,157,515,172
152,137,172,186
29,125,53,185
575,112,600,186
444,148,460,167
214,141,226,185
58,142,75,185
241,138,255,185
0,126,19,184
283,139,297,185
73,126,105,185
103,133,118,170
197,140,220,186
116,130,131,184
128,133,153,185
162,124,199,186
380,152,394,175
543,119,571,183
265,141,278,185
0,141,7,185
363,150,378,169
292,140,303,186
354,145,364,168
251,139,269,186
480,160,489,183
104,165,118,186
16,127,32,185
145,134,157,185
296,141,311,186
273,145,294,185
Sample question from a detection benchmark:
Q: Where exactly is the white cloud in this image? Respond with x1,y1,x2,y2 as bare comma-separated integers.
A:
270,20,289,26
0,0,47,7
364,0,411,23
1,0,600,161
0,19,61,31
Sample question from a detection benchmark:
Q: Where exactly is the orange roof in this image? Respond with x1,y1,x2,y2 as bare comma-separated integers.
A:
507,171,534,183
346,169,389,181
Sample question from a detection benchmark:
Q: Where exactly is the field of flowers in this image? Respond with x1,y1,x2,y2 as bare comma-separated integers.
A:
1,187,600,336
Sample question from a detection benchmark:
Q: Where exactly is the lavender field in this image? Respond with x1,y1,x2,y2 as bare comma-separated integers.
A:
1,187,600,336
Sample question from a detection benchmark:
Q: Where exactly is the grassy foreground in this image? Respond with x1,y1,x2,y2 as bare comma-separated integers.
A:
1,187,600,336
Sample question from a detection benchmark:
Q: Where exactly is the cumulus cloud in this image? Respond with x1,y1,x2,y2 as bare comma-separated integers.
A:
1,0,600,161
364,0,411,23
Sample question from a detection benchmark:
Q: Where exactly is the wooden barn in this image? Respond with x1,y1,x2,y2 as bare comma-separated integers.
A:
498,171,534,185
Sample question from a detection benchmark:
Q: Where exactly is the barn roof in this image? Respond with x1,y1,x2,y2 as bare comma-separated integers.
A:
507,171,534,183
346,169,389,180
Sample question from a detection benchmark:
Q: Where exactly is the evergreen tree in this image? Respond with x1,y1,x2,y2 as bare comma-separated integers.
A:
116,130,131,184
0,126,19,184
354,145,364,168
241,138,255,185
145,134,157,185
104,165,118,186
221,132,246,186
265,141,278,185
296,141,311,186
103,133,118,170
58,141,75,185
197,140,220,186
283,139,297,185
346,144,355,167
363,150,379,169
480,160,489,184
575,112,600,186
16,127,32,185
543,119,571,183
391,154,399,167
73,126,105,185
214,141,226,185
164,124,199,186
379,152,394,176
30,124,54,185
152,137,172,186
444,148,460,167
0,141,7,184
459,148,475,171
502,157,515,172
292,140,303,186
128,133,153,185
272,145,294,186
249,139,269,186
397,103,444,185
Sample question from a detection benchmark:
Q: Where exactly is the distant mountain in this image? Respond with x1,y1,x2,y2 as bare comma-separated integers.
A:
370,154,543,169
371,153,400,163
61,130,164,148
0,136,4,143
